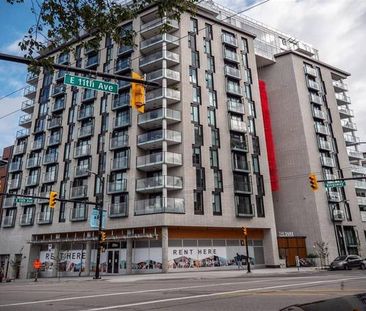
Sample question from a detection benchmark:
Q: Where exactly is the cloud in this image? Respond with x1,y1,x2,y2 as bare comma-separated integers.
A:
3,37,23,55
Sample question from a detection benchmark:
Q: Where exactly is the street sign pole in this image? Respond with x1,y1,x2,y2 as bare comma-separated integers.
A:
245,234,251,273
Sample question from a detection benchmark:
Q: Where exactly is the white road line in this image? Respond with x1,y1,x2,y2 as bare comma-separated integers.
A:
80,276,366,311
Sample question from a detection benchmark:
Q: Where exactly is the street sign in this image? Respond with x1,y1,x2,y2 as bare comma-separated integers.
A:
89,208,107,229
324,180,346,188
64,74,118,94
16,197,34,204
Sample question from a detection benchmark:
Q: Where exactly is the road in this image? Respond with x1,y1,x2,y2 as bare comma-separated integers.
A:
0,270,365,310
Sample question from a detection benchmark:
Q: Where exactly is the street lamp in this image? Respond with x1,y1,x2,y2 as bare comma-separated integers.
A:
87,170,105,280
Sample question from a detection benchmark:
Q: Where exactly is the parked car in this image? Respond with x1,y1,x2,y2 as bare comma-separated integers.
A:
329,255,365,270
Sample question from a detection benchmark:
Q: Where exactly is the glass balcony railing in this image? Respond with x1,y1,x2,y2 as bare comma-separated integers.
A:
304,65,317,77
109,203,128,217
19,114,32,127
26,175,39,186
344,134,359,144
307,79,320,91
357,196,366,205
58,53,69,64
70,185,88,199
224,66,241,79
146,88,181,103
48,135,61,146
70,204,88,221
31,140,44,150
140,18,178,33
139,50,179,68
351,165,366,175
26,157,41,168
321,156,335,167
140,33,179,50
315,124,330,135
231,137,248,152
51,84,66,97
338,106,353,117
75,165,91,177
78,107,94,120
112,94,129,110
113,115,131,129
136,152,182,168
117,80,130,89
74,145,91,158
341,120,357,131
146,68,180,83
47,117,62,130
227,100,244,114
13,144,26,155
78,125,94,138
230,119,246,132
138,108,181,125
110,135,129,150
21,99,35,112
136,176,183,192
115,58,131,73
2,196,17,208
111,157,129,171
52,98,66,111
19,213,34,226
16,129,30,138
8,178,21,190
118,45,133,56
309,93,322,105
312,109,326,120
43,171,57,183
234,181,252,193
43,153,58,165
355,181,366,190
137,129,181,146
85,54,99,68
226,83,242,96
37,210,53,224
82,89,96,102
26,71,38,83
107,180,127,193
24,85,36,97
8,161,22,172
333,80,348,91
317,139,332,151
223,49,239,62
135,197,184,215
222,33,238,47
347,149,363,159
335,93,351,104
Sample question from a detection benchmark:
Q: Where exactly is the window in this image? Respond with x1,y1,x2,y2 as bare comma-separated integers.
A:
205,24,213,40
207,56,215,72
207,109,216,127
190,18,198,34
234,173,251,193
247,100,256,118
193,124,203,146
241,38,249,53
233,152,249,171
248,119,256,135
211,128,220,148
204,40,211,55
235,194,253,216
192,86,201,104
244,84,252,100
101,114,109,132
191,51,200,68
256,196,265,217
205,71,214,89
191,105,200,123
256,175,265,196
210,148,219,168
214,170,223,191
189,66,198,84
208,90,217,108
212,192,222,215
252,155,260,174
242,53,248,68
188,34,196,50
252,136,260,155
194,191,204,215
192,147,201,166
196,168,206,190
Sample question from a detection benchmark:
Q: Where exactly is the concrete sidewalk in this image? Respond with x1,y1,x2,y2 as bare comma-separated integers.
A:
1,267,322,284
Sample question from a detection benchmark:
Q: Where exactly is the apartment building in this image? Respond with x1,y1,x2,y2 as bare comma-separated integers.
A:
0,2,283,278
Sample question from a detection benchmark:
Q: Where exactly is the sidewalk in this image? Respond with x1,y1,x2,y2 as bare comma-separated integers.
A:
1,267,321,284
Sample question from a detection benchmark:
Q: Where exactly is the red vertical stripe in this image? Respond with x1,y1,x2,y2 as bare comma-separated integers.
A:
259,80,279,191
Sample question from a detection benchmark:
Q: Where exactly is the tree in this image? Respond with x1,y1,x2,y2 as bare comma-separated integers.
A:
313,241,329,269
6,0,198,61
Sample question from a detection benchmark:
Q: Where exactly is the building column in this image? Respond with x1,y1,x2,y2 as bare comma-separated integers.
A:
126,230,133,274
85,241,92,276
51,243,60,278
162,227,169,273
263,228,280,267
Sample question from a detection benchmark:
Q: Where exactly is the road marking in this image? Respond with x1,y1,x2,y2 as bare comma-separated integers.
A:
79,276,366,311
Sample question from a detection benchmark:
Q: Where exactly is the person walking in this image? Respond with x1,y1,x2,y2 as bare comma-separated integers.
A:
236,253,242,270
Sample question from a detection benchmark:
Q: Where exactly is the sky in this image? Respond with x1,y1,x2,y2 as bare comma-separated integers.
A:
0,0,365,153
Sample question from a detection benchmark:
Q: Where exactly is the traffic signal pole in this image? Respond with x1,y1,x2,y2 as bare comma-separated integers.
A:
245,233,251,273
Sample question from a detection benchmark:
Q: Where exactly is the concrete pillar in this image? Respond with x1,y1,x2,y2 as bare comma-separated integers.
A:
85,241,92,276
51,243,60,278
126,231,133,274
162,227,169,273
263,228,280,267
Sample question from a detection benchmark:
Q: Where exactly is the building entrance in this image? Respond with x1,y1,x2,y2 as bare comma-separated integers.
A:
107,250,119,273
278,237,306,267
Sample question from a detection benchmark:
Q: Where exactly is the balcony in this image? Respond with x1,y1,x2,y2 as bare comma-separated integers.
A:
223,49,239,63
75,165,91,177
222,33,238,47
344,134,359,146
57,53,69,65
351,165,366,175
26,157,41,168
146,68,180,86
136,152,182,171
19,114,32,128
31,139,44,150
82,89,96,102
47,117,62,129
312,108,326,120
315,123,330,136
26,175,39,186
19,213,34,226
335,93,351,104
8,161,22,172
70,204,88,221
52,97,66,112
224,66,241,79
2,196,16,208
233,160,250,173
226,83,242,96
115,58,131,74
231,137,249,152
355,181,366,189
109,203,128,218
2,215,16,228
112,94,129,110
37,210,53,225
357,196,366,206
338,106,353,119
78,125,94,138
317,139,333,151
43,153,58,165
341,120,357,132
140,18,178,37
139,50,179,72
21,100,35,113
307,79,320,91
110,135,129,150
145,88,180,109
137,129,181,150
85,54,99,68
117,79,131,90
24,85,36,98
51,84,66,97
347,149,364,160
13,143,26,155
135,197,184,215
113,115,131,129
107,180,127,194
117,45,133,56
138,108,181,130
234,181,252,194
48,135,61,146
56,69,68,81
78,107,94,120
110,157,129,171
321,156,335,167
70,185,88,199
230,119,246,133
74,144,91,158
304,65,317,77
37,192,49,204
309,93,322,105
228,100,245,114
26,71,38,84
328,191,342,202
16,129,29,138
136,176,183,193
43,171,57,183
332,210,345,222
140,33,179,53
8,178,21,190
333,80,348,92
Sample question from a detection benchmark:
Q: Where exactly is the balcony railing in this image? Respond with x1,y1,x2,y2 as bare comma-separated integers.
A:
140,17,178,33
357,196,366,206
78,107,94,120
321,156,335,167
341,120,357,131
234,181,252,193
26,157,41,168
136,152,182,170
47,117,62,130
315,123,330,136
115,58,131,73
48,135,61,146
338,106,353,118
140,33,179,51
227,100,244,114
78,125,94,138
307,79,320,91
136,176,183,192
70,204,88,221
52,98,65,112
2,215,16,227
139,50,179,68
19,114,32,127
107,180,127,193
82,89,96,102
146,69,180,84
223,49,239,62
328,191,342,202
13,144,26,155
335,93,351,104
355,181,366,189
31,139,44,150
118,45,133,56
74,145,91,158
112,94,129,110
38,192,49,204
109,203,128,218
24,85,36,98
110,135,128,150
135,197,184,215
230,119,246,132
51,84,66,97
8,178,21,190
333,210,345,222
138,108,181,127
8,161,22,172
317,139,332,151
26,175,39,186
75,165,91,177
309,93,322,105
43,171,57,183
226,83,242,96
333,80,348,91
347,149,363,159
113,115,131,129
70,185,88,199
2,196,17,208
43,153,58,165
304,65,317,77
344,134,359,145
224,66,241,79
21,99,35,112
111,157,129,171
137,129,181,147
58,53,69,64
26,71,38,83
312,108,326,120
37,210,53,224
146,88,181,105
85,54,99,68
351,165,366,175
231,136,248,152
19,213,34,226
222,33,238,47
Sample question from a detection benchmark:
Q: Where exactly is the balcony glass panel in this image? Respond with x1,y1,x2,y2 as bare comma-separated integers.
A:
37,210,53,224
228,100,244,114
230,119,246,132
222,33,238,46
114,115,130,128
110,135,128,149
70,185,88,198
115,58,131,72
20,212,34,226
109,203,128,217
2,196,17,208
52,84,66,96
78,107,94,119
43,171,57,183
135,198,184,215
335,93,351,103
70,204,88,221
111,157,129,170
52,97,65,111
224,66,240,78
8,178,21,190
8,161,22,172
26,156,41,168
85,54,99,68
223,49,239,62
43,153,58,164
21,99,35,111
74,145,91,157
78,125,94,138
107,180,127,193
13,144,26,155
112,94,129,109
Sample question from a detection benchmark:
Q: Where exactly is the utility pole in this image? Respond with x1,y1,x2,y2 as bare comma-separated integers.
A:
242,227,251,273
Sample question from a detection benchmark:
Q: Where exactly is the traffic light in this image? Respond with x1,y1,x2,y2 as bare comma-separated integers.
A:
242,227,247,236
130,71,145,113
309,173,319,191
49,191,57,208
100,231,107,242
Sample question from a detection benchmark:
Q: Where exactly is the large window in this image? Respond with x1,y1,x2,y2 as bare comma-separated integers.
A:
194,191,204,215
212,192,222,215
235,194,253,216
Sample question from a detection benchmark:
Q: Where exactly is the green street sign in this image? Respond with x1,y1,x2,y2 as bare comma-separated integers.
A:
64,74,118,94
324,180,346,188
16,197,34,204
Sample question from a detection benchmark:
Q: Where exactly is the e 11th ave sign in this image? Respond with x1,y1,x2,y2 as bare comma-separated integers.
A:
64,74,118,94
324,180,346,188
16,197,34,204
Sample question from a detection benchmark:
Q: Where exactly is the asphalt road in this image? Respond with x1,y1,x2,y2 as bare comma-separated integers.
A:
0,270,365,311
